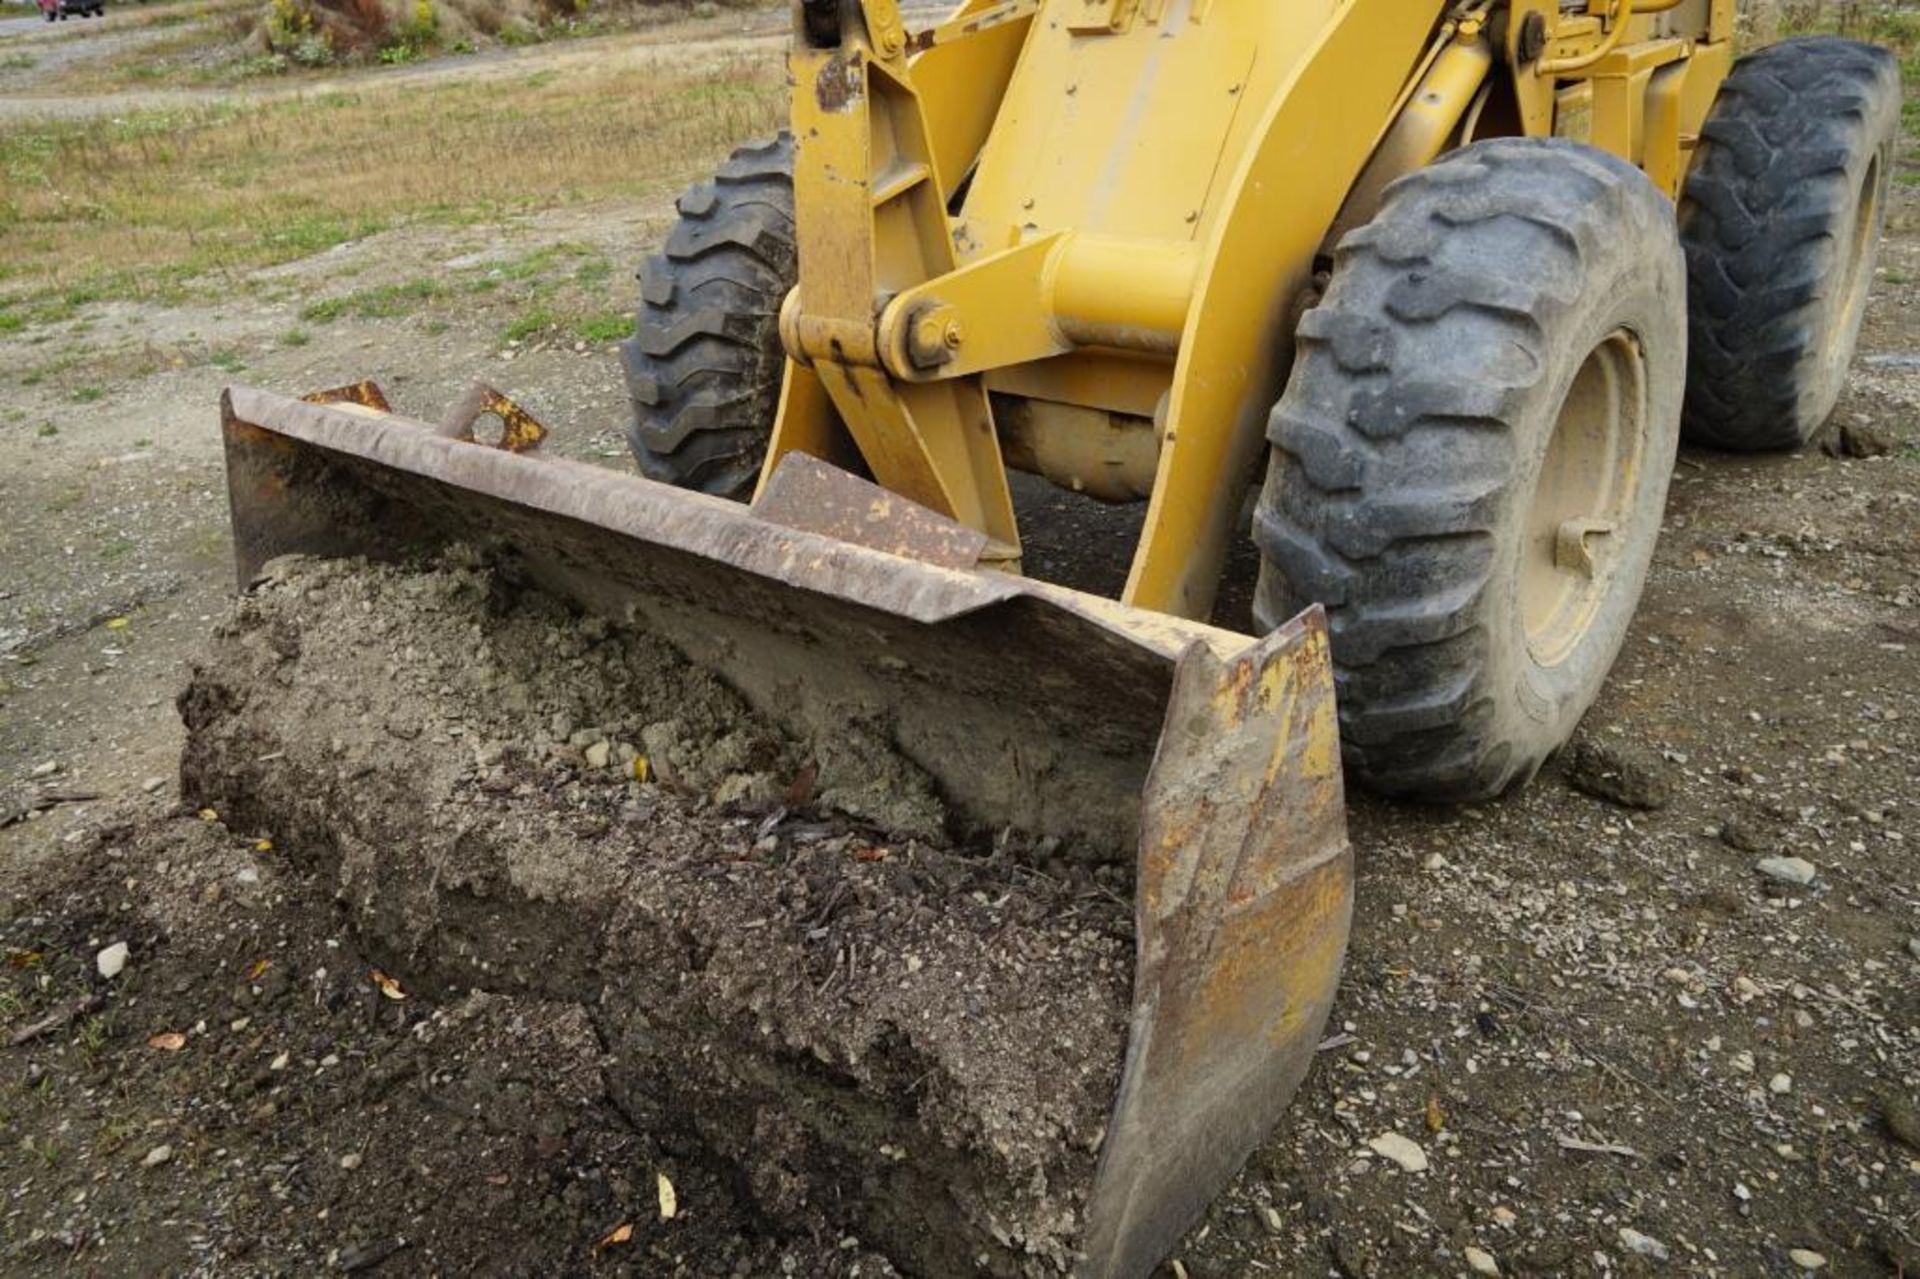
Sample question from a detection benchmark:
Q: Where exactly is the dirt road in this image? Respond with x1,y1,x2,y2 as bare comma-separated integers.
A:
2,14,1917,1276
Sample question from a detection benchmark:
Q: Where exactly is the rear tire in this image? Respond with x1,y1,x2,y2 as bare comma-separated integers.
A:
620,135,795,499
1678,37,1901,450
1253,139,1686,801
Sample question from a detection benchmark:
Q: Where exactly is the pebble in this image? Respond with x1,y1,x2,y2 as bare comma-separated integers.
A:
1788,1248,1828,1272
1367,1131,1429,1173
1769,1073,1793,1095
30,761,60,779
584,740,611,770
1617,1227,1670,1262
96,941,129,980
141,1145,173,1169
1464,1245,1500,1275
1730,1050,1756,1074
1422,852,1449,872
1491,1207,1517,1228
1908,938,1920,961
270,1051,291,1071
141,776,166,793
340,1152,363,1171
1756,856,1817,886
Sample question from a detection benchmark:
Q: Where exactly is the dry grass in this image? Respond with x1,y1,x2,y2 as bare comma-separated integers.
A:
0,48,782,323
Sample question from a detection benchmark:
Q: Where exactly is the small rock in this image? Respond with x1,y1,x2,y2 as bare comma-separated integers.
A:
270,1051,291,1071
1720,821,1767,853
1464,1245,1500,1276
1879,1095,1920,1152
1756,855,1816,886
1908,938,1920,961
1730,1050,1756,1074
584,740,611,770
1491,1207,1517,1228
1618,1227,1670,1262
1821,420,1892,459
29,760,60,779
1787,1248,1828,1272
1422,852,1448,872
96,942,130,979
1769,1072,1793,1095
340,1152,363,1171
1566,740,1672,809
141,776,166,793
141,1145,173,1169
1367,1131,1429,1173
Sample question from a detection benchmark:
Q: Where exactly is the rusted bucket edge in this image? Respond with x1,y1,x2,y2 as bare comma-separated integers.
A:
222,386,1251,663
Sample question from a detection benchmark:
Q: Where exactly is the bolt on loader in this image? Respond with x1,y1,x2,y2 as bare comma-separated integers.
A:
215,0,1900,1269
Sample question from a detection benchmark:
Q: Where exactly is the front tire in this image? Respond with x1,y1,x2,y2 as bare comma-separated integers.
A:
1253,139,1687,801
1678,37,1901,450
620,135,795,499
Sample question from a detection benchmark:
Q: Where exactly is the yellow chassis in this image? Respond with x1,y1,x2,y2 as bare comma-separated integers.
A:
763,0,1734,620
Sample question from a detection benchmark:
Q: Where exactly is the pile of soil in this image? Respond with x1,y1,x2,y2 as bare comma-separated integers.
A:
3,552,1135,1275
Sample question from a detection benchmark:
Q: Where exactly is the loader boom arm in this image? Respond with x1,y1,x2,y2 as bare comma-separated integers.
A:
765,0,1733,620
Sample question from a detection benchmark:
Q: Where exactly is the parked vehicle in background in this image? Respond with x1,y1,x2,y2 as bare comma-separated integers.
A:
39,0,105,20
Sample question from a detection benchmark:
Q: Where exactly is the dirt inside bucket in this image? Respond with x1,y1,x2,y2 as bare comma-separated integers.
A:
112,551,1135,1275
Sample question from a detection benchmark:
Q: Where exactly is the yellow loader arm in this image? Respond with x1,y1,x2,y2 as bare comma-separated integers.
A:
767,0,1733,620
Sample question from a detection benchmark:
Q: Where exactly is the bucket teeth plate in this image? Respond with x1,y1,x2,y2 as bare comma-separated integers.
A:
218,384,1351,1278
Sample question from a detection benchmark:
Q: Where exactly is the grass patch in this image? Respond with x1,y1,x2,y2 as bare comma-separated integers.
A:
502,308,557,343
71,387,106,404
300,277,442,322
572,310,630,343
0,53,782,333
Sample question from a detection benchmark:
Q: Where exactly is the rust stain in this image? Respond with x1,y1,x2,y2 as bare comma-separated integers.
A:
301,380,392,412
814,49,864,113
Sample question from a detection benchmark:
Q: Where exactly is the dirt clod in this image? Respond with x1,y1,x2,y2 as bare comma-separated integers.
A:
1564,738,1673,809
1820,419,1896,458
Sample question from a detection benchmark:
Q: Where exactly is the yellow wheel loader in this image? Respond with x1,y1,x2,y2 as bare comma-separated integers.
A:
215,0,1899,1271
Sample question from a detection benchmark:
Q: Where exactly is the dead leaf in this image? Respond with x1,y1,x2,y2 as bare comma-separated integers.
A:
783,760,818,807
1425,1093,1445,1133
631,756,650,783
371,969,406,1001
483,1172,510,1187
253,838,273,853
105,617,130,630
656,1171,678,1220
852,845,889,863
592,1222,633,1255
246,958,273,982
5,949,42,970
197,808,218,822
147,1031,187,1052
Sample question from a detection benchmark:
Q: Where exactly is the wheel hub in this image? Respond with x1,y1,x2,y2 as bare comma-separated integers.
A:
1519,329,1648,668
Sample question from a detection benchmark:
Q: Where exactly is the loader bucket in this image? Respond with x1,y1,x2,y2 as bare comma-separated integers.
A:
216,384,1351,1278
